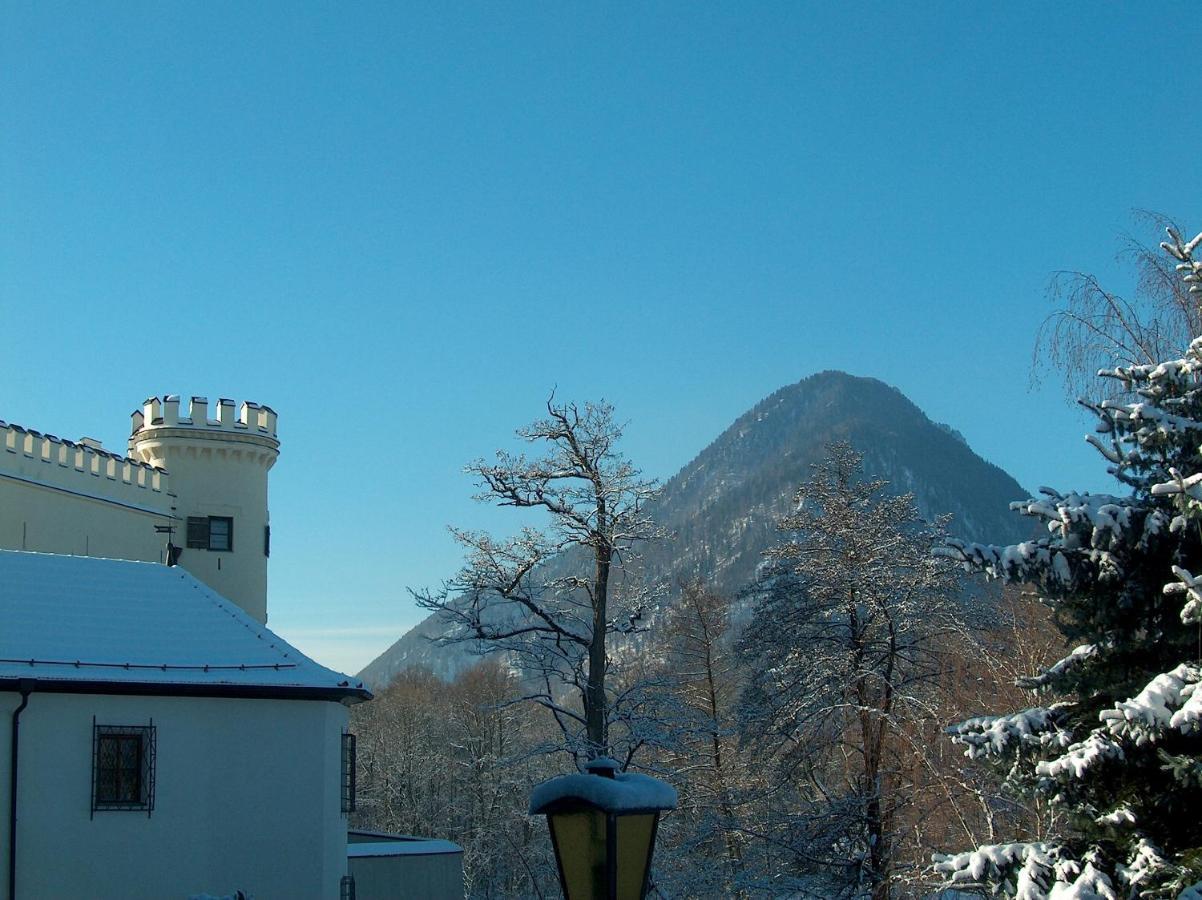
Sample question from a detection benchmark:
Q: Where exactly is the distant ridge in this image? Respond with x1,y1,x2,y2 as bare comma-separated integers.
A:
360,371,1031,688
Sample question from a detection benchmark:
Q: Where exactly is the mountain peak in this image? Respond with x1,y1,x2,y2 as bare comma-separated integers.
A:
359,374,1030,688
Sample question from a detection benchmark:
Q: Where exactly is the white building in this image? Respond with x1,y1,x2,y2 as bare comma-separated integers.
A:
0,396,464,899
0,551,366,899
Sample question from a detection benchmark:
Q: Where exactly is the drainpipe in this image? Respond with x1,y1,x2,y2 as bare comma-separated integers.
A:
8,680,32,900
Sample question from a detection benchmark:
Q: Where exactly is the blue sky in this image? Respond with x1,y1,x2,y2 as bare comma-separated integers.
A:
2,3,1198,673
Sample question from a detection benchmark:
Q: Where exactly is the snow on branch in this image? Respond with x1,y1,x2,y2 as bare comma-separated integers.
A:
1163,565,1202,625
1099,663,1202,740
932,842,1118,900
1161,226,1202,295
1151,469,1202,503
1035,731,1124,781
1017,643,1097,691
947,705,1072,760
1101,334,1202,386
937,539,1076,585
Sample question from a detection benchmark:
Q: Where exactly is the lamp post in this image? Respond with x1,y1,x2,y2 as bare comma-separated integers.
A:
530,757,677,900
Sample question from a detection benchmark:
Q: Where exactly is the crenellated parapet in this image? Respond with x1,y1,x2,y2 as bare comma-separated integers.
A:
0,419,167,505
131,395,278,439
129,396,280,470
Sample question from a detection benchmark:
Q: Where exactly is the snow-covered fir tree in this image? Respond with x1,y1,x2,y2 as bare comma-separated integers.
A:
934,227,1202,900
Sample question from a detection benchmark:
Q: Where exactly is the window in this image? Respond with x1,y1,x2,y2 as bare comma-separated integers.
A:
186,516,234,552
341,732,357,814
92,721,156,816
208,517,232,551
263,524,271,558
340,875,356,900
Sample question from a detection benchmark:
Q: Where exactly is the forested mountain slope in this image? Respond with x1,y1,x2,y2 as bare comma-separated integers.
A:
361,371,1031,687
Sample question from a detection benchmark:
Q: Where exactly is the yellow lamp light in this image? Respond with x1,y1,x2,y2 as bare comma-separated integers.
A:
530,757,677,900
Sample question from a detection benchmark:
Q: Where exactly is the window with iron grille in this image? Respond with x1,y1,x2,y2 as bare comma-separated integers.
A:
92,720,156,816
340,874,356,900
186,516,234,551
341,732,357,814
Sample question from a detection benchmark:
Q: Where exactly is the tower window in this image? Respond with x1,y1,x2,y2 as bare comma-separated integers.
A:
186,516,234,552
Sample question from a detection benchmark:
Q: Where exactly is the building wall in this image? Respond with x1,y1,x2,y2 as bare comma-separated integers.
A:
0,691,350,900
0,422,172,562
347,834,465,900
349,849,465,900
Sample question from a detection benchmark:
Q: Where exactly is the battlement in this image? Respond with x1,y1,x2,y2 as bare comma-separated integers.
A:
131,396,278,441
0,419,167,501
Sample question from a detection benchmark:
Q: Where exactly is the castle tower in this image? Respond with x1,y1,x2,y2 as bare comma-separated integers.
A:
129,395,279,623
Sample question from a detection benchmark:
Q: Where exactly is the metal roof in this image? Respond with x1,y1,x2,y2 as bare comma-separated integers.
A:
0,550,370,702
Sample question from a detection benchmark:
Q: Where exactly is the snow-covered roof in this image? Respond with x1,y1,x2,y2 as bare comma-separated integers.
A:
0,550,370,702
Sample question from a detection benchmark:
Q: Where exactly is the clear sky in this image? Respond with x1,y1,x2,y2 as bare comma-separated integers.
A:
2,3,1198,674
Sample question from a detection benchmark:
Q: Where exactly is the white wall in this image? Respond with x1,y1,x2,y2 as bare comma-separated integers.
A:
0,433,172,565
0,691,350,900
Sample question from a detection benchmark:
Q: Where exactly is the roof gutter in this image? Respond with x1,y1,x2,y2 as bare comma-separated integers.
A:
0,677,370,704
8,679,32,900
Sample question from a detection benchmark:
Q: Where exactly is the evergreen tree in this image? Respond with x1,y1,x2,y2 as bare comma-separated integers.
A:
935,228,1202,899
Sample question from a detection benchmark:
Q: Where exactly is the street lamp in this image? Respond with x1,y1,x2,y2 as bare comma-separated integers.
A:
530,757,677,900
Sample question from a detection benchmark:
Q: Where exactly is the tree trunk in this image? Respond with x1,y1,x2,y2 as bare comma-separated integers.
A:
586,539,611,755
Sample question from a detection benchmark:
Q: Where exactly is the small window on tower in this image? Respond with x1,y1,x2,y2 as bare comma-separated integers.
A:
208,517,233,552
185,516,234,552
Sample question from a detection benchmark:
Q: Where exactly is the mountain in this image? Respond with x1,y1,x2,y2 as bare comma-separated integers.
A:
360,371,1032,688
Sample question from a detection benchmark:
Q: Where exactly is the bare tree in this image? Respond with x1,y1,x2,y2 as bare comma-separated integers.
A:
739,442,965,900
351,662,560,899
651,579,755,897
352,667,456,836
666,581,746,873
1034,211,1201,402
415,397,665,762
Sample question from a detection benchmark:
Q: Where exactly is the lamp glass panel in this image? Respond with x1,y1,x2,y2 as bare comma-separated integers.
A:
549,809,608,900
615,813,657,900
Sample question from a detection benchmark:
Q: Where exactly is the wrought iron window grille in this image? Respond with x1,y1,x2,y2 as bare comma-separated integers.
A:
341,732,357,815
91,718,156,817
340,874,356,900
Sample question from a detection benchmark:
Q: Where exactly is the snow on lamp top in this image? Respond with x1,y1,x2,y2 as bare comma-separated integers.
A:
528,757,677,815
